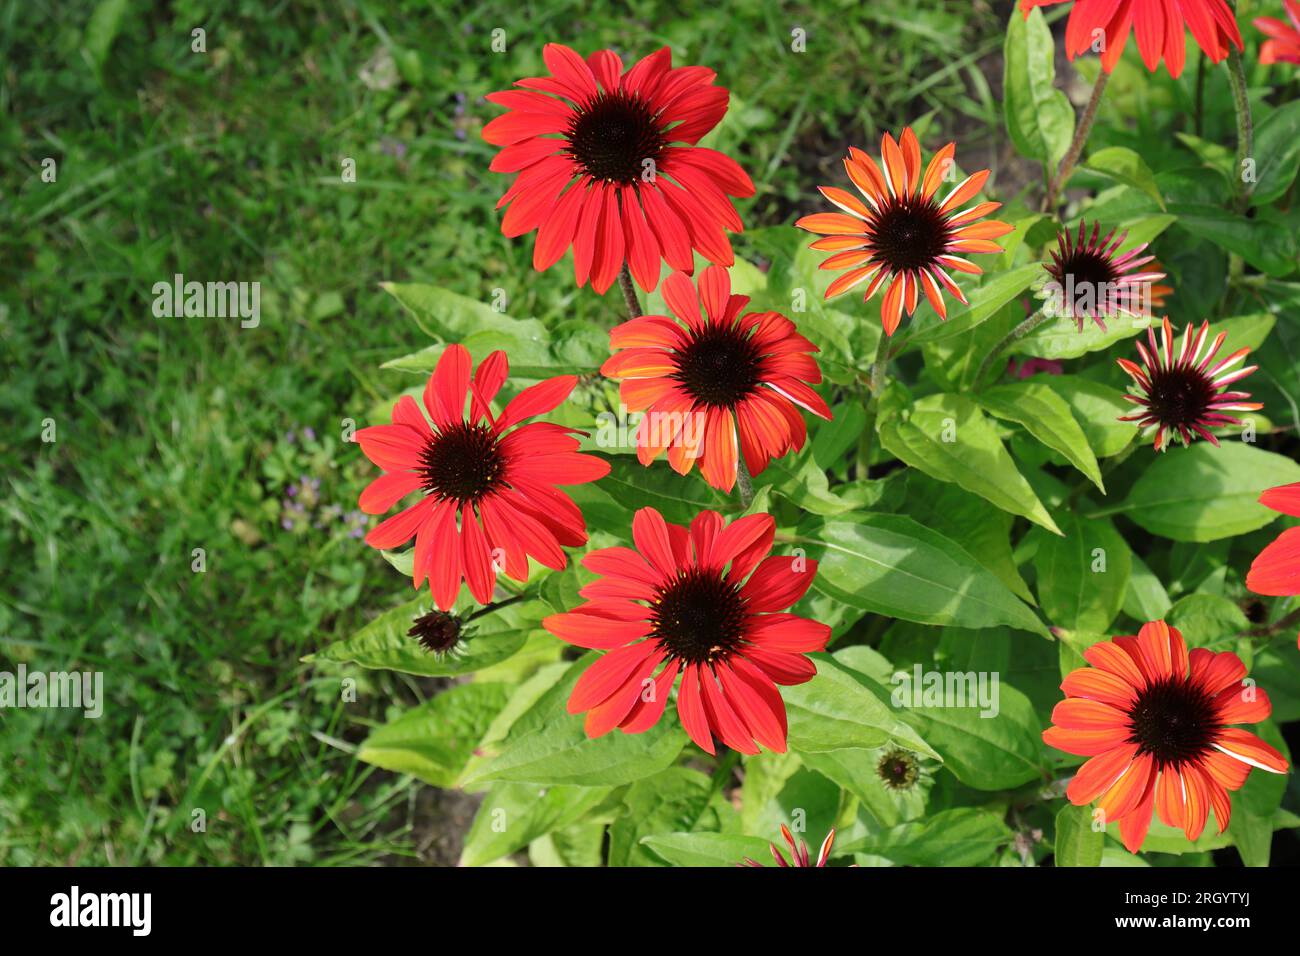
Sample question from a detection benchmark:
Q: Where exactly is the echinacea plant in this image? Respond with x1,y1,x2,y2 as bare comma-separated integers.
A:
313,7,1300,872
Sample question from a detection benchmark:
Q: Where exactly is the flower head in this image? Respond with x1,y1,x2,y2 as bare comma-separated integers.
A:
602,266,832,492
409,609,464,656
877,747,921,791
1021,0,1243,77
1255,0,1300,64
356,345,610,609
1117,317,1261,451
483,44,754,294
543,507,830,754
1246,482,1300,649
1045,621,1289,852
1043,221,1166,331
796,128,1012,335
741,825,837,867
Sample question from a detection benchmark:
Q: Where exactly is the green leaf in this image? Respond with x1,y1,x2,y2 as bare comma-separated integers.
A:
783,654,940,758
878,392,1061,534
902,263,1044,347
463,654,687,787
892,672,1048,790
379,283,601,377
598,457,727,526
798,746,931,827
1028,511,1131,634
1107,443,1300,542
840,808,1012,865
739,752,802,834
1168,593,1248,648
1122,553,1173,621
1083,147,1164,208
530,820,610,867
460,781,613,867
84,0,130,73
799,515,1049,636
1167,205,1298,278
977,381,1104,491
639,832,774,867
1054,804,1104,867
608,768,717,867
1251,101,1300,206
897,473,1035,604
1052,375,1135,459
357,682,513,788
305,596,544,676
1003,7,1074,168
812,402,867,469
1011,313,1151,360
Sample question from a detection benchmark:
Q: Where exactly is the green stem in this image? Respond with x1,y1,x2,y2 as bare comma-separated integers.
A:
857,332,892,478
710,749,741,799
1248,603,1300,643
1194,54,1207,137
973,309,1052,386
1043,69,1110,212
1226,45,1254,212
617,263,642,318
465,593,526,622
735,456,755,509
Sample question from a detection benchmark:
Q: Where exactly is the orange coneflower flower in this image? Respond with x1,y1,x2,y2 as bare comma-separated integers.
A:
601,265,832,493
1117,317,1262,451
796,128,1013,336
1020,1,1243,77
741,826,838,867
1045,621,1289,853
482,44,754,294
1246,482,1300,648
1043,221,1167,331
1256,0,1300,64
356,345,609,609
543,507,830,753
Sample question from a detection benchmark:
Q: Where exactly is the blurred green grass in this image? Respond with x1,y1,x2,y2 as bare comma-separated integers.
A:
1,0,1009,864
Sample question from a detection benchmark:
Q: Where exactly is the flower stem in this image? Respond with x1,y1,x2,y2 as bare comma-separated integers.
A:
736,456,755,509
1194,55,1207,136
1043,69,1109,212
1248,603,1300,642
1226,44,1254,213
857,331,892,478
973,308,1052,386
466,593,526,622
618,263,642,318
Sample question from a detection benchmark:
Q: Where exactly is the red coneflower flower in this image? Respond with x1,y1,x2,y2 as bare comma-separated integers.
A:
543,507,830,754
1042,221,1166,331
796,128,1013,336
1045,621,1289,852
1257,1,1300,64
1021,0,1243,77
482,44,755,294
601,265,832,493
741,825,838,867
1246,482,1300,648
1117,317,1262,451
356,344,609,609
